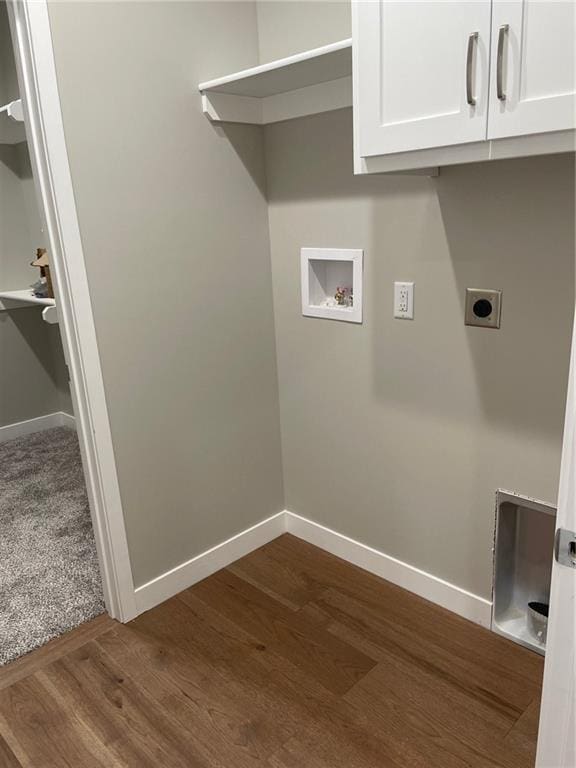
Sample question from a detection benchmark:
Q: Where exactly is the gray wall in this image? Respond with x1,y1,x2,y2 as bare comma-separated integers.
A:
47,1,284,587
0,1,72,427
0,310,60,427
264,108,574,599
0,143,70,427
256,1,350,62
0,1,18,105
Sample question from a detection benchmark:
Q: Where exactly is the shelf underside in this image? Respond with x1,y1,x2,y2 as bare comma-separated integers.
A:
199,39,352,125
0,289,58,324
0,289,55,308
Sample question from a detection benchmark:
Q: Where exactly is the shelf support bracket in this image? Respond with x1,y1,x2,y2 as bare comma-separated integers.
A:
7,99,23,122
201,93,263,125
42,305,59,324
200,77,353,126
0,99,24,122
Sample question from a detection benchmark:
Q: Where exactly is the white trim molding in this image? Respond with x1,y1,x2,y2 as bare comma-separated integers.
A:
301,247,363,324
536,311,576,768
134,509,492,627
0,411,75,443
134,512,286,614
59,410,76,430
285,511,492,627
7,0,136,622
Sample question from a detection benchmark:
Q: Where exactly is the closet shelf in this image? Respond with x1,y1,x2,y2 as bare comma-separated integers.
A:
0,99,25,144
199,39,352,125
0,289,54,307
0,289,57,324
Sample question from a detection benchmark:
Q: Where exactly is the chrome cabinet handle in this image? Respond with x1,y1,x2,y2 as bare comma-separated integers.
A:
497,24,509,101
466,32,478,106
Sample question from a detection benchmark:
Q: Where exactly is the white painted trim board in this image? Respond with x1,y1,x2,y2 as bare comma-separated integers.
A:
134,509,492,628
0,411,75,443
134,511,286,614
8,0,137,622
285,511,492,628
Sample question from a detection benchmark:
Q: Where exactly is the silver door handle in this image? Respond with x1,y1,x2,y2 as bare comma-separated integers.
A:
555,528,576,569
466,32,478,106
497,24,509,101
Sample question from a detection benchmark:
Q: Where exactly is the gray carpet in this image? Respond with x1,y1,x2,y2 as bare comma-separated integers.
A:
0,426,104,665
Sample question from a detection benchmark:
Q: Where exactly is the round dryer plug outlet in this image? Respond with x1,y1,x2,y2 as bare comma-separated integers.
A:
465,288,502,329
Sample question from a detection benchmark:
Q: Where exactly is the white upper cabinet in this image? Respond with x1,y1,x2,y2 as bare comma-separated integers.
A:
354,0,492,157
353,0,576,171
488,0,576,139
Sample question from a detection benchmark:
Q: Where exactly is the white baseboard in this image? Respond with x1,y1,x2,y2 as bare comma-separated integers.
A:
285,510,492,628
59,411,76,430
0,410,76,443
134,511,286,614
132,508,492,628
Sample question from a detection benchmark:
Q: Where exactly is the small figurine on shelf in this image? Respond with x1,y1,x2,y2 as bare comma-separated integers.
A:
30,248,54,299
334,286,353,307
334,286,347,305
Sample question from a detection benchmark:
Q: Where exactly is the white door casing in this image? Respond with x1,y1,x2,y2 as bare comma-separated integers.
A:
7,0,137,622
536,311,576,767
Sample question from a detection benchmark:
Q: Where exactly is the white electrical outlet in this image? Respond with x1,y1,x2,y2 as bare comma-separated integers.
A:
394,281,414,319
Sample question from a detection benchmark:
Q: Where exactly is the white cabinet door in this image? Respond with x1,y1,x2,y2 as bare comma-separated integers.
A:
489,1,576,139
354,0,492,157
536,312,576,768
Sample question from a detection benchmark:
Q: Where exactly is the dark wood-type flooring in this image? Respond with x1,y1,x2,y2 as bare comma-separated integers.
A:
0,534,543,767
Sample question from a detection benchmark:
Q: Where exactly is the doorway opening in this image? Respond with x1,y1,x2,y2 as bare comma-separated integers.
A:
0,0,106,665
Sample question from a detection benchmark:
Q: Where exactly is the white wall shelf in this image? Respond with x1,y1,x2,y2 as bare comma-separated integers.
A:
199,39,352,125
0,99,25,144
0,288,57,324
301,247,363,323
492,490,556,655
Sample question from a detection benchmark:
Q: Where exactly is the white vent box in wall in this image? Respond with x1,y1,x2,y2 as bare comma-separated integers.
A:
492,490,556,655
301,248,363,323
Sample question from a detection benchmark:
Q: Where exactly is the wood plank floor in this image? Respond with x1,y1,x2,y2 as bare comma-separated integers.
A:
0,534,543,767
